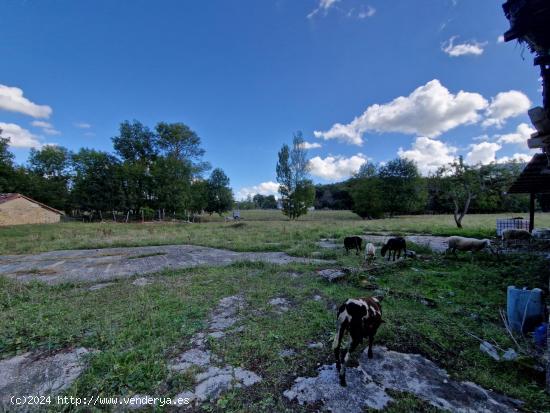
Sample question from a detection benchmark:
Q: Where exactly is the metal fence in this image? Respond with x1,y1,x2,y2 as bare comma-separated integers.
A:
496,218,530,237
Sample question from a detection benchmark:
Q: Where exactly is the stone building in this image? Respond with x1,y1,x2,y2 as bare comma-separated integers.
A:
0,193,63,226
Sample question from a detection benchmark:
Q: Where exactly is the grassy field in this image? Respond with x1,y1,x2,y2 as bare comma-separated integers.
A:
2,210,550,255
1,211,550,411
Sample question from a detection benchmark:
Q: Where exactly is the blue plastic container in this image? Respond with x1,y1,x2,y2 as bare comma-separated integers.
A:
534,323,548,348
507,286,545,334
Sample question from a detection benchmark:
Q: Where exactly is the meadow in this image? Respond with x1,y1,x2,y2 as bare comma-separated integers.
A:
1,211,549,412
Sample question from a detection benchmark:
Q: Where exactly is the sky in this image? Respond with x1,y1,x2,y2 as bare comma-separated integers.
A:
0,0,543,199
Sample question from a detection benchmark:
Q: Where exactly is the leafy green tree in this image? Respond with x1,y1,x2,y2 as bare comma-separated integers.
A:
151,156,192,216
71,149,124,214
0,133,15,192
276,132,315,219
378,158,425,216
112,120,158,212
189,180,209,220
27,145,71,211
434,157,482,228
205,168,233,215
350,177,384,219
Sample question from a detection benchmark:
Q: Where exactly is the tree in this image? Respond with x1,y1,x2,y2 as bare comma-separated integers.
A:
112,120,158,212
349,177,384,219
27,145,71,211
205,168,233,215
151,155,192,216
0,133,15,192
378,158,426,216
434,157,482,228
155,122,210,175
71,149,124,215
189,180,209,220
276,132,315,219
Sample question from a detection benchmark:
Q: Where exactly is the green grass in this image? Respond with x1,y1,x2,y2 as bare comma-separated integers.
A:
1,211,550,411
2,210,550,255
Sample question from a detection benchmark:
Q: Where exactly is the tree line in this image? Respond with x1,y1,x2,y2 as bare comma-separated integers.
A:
315,157,531,227
0,121,233,221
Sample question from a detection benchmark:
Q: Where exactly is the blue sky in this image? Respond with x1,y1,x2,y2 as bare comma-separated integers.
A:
0,0,542,199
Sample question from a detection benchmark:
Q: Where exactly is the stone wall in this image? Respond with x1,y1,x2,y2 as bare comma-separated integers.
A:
0,197,61,226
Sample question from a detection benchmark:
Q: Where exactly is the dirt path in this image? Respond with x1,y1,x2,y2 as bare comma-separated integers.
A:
0,245,330,285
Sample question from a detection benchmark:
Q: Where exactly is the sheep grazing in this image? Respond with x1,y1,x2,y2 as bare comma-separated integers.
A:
332,297,383,387
344,236,363,255
446,236,492,254
380,237,407,261
364,242,376,264
502,229,532,247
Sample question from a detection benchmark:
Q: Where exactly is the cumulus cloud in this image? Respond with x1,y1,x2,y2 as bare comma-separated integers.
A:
398,137,457,175
31,120,60,136
314,79,488,144
496,123,535,147
299,141,322,149
74,122,92,129
236,181,279,200
497,153,532,163
442,36,486,57
482,90,531,128
465,141,502,165
307,0,339,19
0,84,52,118
308,153,367,181
0,122,43,148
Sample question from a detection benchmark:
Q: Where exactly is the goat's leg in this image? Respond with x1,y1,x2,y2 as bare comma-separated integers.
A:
338,338,360,387
367,334,375,358
332,319,346,377
397,249,401,260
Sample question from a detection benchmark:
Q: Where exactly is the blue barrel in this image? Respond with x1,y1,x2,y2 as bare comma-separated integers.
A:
507,286,545,334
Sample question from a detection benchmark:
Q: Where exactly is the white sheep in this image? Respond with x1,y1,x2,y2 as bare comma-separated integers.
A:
446,236,492,255
364,242,376,264
502,229,531,247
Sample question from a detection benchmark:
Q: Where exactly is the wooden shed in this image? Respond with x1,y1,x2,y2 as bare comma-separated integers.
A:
0,193,63,226
508,153,550,232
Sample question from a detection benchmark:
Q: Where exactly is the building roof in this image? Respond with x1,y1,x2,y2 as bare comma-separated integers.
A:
508,153,550,194
0,193,64,215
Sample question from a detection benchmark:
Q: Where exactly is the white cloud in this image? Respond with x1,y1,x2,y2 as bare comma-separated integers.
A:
482,90,531,128
442,36,486,57
398,137,457,175
465,141,502,165
74,122,92,129
0,122,43,148
236,181,279,200
357,6,376,19
308,153,367,181
497,35,505,43
496,123,535,147
299,141,322,149
307,0,339,19
31,120,60,136
497,153,532,163
0,84,52,118
314,79,488,144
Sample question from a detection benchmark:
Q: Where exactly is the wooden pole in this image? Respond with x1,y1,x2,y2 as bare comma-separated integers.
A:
529,193,535,233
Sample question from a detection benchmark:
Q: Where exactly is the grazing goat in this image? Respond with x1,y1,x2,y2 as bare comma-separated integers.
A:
502,229,531,247
364,242,376,264
446,236,492,254
380,237,407,261
344,236,363,255
332,297,383,387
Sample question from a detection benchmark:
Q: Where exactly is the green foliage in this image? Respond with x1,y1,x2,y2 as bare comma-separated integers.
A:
378,158,426,216
349,177,384,219
276,132,315,219
252,194,277,209
205,168,234,215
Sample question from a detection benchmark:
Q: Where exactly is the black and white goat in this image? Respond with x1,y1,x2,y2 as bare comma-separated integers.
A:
332,297,383,386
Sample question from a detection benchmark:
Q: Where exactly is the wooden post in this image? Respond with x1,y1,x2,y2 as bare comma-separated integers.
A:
529,193,535,233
